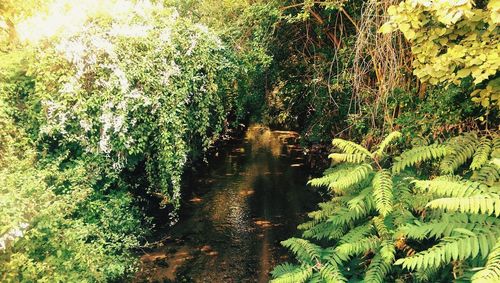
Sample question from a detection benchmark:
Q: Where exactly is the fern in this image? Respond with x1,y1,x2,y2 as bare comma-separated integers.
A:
335,236,380,259
307,163,358,189
346,186,374,214
392,144,448,173
281,238,323,264
273,240,347,282
372,170,393,216
302,221,346,240
470,136,492,170
426,195,500,217
440,133,479,174
373,131,401,158
273,131,500,282
326,163,373,194
364,245,395,283
328,205,370,227
270,264,313,283
472,163,500,185
328,153,367,163
271,263,306,278
395,229,498,271
318,263,347,283
413,177,487,198
398,214,500,241
331,138,371,157
336,222,373,245
471,238,500,283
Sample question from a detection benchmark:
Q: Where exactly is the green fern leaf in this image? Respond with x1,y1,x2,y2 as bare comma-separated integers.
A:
373,216,393,239
335,236,380,259
470,136,492,170
302,222,346,240
492,135,500,158
271,263,304,278
306,200,344,221
372,170,393,216
398,214,500,241
328,153,367,163
332,138,371,157
281,238,323,263
426,195,500,216
328,206,370,227
318,263,347,283
373,131,402,158
270,264,313,283
337,222,373,245
471,238,500,283
327,164,373,194
413,177,487,198
308,164,358,188
441,133,479,174
364,245,394,283
395,233,486,271
392,144,448,173
472,163,500,186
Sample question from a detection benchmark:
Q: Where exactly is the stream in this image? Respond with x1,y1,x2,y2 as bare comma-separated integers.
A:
135,125,320,282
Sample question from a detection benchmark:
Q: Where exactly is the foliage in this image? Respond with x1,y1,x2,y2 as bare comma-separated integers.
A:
0,96,145,281
381,0,500,111
273,131,500,282
390,83,486,139
0,0,242,281
25,3,239,221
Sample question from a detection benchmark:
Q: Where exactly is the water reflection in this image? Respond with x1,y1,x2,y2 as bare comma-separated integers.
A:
135,125,317,282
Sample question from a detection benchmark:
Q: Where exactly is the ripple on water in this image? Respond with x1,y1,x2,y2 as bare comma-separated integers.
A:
135,125,319,282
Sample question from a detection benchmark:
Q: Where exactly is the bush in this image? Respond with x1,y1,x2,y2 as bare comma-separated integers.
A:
272,131,500,282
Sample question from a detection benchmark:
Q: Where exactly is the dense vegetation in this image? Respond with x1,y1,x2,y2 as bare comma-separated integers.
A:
0,0,498,282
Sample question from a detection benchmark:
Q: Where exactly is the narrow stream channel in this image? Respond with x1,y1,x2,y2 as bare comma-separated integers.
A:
135,125,320,282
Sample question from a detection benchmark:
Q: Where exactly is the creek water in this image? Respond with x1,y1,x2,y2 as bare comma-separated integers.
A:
135,125,320,282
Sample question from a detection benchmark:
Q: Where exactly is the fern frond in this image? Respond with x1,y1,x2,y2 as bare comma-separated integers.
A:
492,135,500,158
302,222,346,240
398,214,500,241
364,245,395,283
441,133,479,174
373,131,402,158
270,264,313,283
335,236,380,259
426,195,500,216
470,136,492,170
328,206,370,227
395,231,496,271
471,238,500,283
281,238,323,264
323,190,374,229
332,138,371,157
379,240,396,261
347,186,374,214
271,263,304,278
372,170,393,216
306,200,344,222
318,263,347,283
298,219,321,231
392,144,448,174
308,163,357,188
337,222,374,245
328,153,367,164
413,177,487,198
324,164,373,194
373,216,393,239
472,163,500,186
